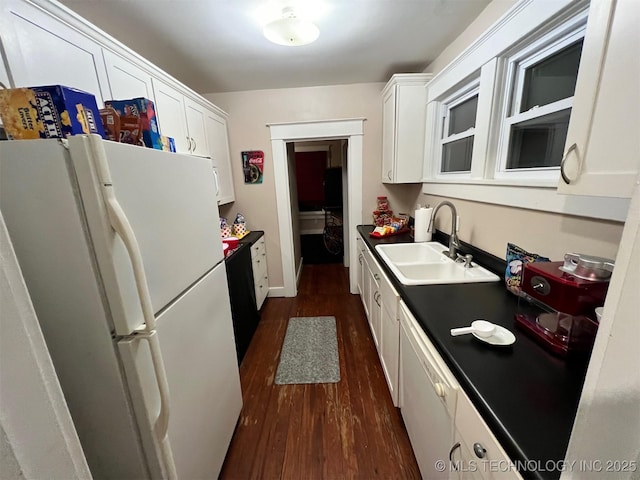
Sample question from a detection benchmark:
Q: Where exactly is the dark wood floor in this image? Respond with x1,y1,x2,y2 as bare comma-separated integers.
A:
220,263,420,479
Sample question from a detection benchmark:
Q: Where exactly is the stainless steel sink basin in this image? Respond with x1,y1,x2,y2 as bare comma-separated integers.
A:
375,242,500,286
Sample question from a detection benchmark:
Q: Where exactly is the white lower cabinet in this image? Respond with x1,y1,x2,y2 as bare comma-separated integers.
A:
361,240,401,405
251,235,268,309
356,235,365,297
452,389,523,480
364,248,382,349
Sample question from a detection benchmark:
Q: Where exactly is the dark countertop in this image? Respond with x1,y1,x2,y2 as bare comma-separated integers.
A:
224,230,264,262
358,225,589,480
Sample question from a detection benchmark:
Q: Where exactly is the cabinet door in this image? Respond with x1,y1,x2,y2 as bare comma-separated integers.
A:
184,98,209,157
361,249,370,318
370,285,382,350
381,86,397,183
152,78,189,154
449,432,485,480
558,0,640,198
356,236,365,296
205,110,235,204
380,307,399,406
102,50,154,101
455,390,522,480
1,0,109,105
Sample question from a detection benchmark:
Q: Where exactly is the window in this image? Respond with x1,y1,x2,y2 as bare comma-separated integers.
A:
438,84,479,175
496,26,585,179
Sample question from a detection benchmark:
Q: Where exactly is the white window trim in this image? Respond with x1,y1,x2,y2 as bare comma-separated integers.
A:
436,81,480,178
418,1,633,222
494,17,587,181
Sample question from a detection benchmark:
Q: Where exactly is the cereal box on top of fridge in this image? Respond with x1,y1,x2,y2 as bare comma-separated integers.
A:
104,97,162,150
0,85,106,140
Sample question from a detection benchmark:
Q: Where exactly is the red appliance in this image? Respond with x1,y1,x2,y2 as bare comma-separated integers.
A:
515,254,612,357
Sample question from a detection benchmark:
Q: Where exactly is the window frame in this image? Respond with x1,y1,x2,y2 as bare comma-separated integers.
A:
421,1,628,222
436,80,480,179
494,18,587,182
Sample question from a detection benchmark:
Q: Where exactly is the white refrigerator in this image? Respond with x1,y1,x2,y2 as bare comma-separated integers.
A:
0,135,242,479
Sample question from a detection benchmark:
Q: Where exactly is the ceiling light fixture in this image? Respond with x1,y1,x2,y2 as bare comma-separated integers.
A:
263,6,319,46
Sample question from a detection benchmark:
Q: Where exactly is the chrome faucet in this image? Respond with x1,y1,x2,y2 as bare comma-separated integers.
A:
428,201,460,260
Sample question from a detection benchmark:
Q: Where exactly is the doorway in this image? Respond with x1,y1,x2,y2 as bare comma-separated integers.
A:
294,141,345,265
268,119,364,297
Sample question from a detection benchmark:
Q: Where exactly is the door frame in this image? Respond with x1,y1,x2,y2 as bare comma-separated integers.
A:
268,118,365,296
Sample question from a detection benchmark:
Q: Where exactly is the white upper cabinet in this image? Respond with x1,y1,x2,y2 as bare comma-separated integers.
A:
2,0,244,208
102,49,154,101
152,78,190,154
153,78,210,157
558,0,640,198
205,110,235,205
184,98,209,157
0,0,109,104
381,74,433,184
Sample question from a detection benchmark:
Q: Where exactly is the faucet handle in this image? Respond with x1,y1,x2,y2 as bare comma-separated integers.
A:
456,253,474,268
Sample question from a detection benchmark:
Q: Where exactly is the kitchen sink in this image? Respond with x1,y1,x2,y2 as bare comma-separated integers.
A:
375,242,500,286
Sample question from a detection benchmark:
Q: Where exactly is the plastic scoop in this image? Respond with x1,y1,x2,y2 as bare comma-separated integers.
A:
450,320,496,338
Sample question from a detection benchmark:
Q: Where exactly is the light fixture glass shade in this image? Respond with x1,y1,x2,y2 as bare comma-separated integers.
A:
263,14,319,46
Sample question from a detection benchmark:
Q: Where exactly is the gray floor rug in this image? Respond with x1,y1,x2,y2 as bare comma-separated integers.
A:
275,316,340,385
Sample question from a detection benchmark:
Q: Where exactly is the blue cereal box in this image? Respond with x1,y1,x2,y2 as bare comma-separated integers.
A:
105,98,162,150
160,135,176,152
0,85,105,140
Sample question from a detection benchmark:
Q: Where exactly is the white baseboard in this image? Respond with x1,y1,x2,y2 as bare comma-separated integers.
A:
267,286,286,298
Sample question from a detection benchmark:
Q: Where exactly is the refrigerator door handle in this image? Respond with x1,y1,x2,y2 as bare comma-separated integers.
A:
104,192,177,479
89,138,176,478
136,330,178,479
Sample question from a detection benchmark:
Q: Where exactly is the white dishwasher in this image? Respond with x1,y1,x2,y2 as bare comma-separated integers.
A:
399,301,459,480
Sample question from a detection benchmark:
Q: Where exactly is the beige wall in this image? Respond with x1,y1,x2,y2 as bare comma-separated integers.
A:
423,194,624,261
420,0,625,261
209,0,625,290
207,83,420,289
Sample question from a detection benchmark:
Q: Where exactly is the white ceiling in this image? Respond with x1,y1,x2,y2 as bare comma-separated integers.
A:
58,0,492,95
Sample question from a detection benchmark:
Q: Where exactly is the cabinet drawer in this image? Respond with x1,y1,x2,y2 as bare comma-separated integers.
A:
252,253,267,278
251,237,266,259
254,273,268,309
364,247,398,319
455,391,519,479
379,271,398,319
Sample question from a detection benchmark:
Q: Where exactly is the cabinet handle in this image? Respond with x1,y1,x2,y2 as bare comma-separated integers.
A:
449,442,461,470
187,136,193,152
387,169,392,180
374,291,381,306
374,273,380,281
473,442,487,459
560,143,578,185
191,137,196,152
